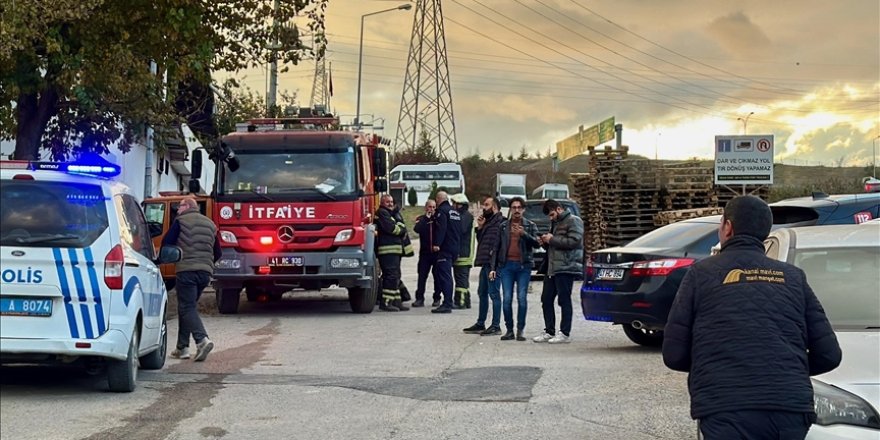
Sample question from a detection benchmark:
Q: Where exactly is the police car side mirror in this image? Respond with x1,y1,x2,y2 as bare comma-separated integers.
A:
191,149,203,177
148,221,164,238
156,246,182,264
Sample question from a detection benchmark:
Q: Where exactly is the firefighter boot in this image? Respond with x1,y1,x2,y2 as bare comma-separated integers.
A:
464,291,472,309
452,292,463,309
392,299,409,311
379,299,400,312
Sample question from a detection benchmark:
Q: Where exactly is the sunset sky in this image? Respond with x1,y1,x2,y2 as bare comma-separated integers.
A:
236,0,880,166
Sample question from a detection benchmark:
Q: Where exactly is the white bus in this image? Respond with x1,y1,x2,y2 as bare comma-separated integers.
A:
531,183,570,200
389,163,465,206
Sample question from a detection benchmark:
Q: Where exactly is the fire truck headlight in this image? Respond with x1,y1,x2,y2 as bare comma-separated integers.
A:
216,259,242,269
333,229,354,243
330,258,360,269
220,230,238,244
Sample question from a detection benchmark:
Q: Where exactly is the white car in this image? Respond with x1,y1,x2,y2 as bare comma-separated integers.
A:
0,156,180,392
765,224,880,438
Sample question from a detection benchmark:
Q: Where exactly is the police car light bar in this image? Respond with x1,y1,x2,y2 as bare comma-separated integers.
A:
0,154,121,178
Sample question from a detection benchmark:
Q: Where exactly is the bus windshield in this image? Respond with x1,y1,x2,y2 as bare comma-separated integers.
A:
219,148,358,201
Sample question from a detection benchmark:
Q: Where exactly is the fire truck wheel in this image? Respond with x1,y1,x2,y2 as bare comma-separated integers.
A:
348,262,379,313
216,288,241,314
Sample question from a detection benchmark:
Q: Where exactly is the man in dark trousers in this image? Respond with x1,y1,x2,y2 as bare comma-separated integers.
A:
462,196,504,334
493,196,541,341
412,199,439,308
450,193,475,309
163,197,221,362
533,199,583,344
430,191,461,314
663,195,841,439
374,194,409,312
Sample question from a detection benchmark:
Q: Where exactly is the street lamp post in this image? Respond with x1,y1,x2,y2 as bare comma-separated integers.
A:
873,135,880,178
355,4,412,129
737,111,755,135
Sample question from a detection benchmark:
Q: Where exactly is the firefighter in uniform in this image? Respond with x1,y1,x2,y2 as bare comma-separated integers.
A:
430,191,461,314
375,194,409,312
450,193,475,309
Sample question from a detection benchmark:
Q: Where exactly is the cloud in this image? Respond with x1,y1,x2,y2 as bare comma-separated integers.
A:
705,11,773,57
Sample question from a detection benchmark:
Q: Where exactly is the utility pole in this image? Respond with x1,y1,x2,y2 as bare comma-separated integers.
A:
267,0,280,114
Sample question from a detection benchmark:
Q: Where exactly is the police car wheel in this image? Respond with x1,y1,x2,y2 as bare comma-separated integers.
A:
621,323,664,347
107,326,139,392
139,311,167,370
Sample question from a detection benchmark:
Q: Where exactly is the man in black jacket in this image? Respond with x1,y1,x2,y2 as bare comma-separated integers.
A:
374,194,409,312
450,193,475,309
462,196,504,334
412,199,439,307
663,195,841,439
430,191,461,314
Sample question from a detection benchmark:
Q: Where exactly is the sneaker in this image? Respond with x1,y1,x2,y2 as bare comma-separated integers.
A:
431,300,442,307
480,326,501,336
393,300,410,311
411,299,425,307
462,324,486,334
170,347,191,359
548,334,571,344
194,338,214,362
500,330,515,340
431,305,452,314
532,332,554,343
516,331,526,341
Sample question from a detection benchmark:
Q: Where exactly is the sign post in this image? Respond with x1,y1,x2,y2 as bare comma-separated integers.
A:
714,135,774,195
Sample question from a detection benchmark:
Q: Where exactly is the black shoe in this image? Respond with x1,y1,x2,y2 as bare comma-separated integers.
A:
465,302,472,309
431,300,442,307
431,306,452,314
462,324,486,334
500,330,515,340
411,299,424,307
379,302,399,312
480,326,501,336
516,330,526,341
393,300,409,311
452,304,464,310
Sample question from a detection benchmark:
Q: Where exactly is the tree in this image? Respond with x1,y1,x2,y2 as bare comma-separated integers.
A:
1,0,328,160
518,146,529,161
407,186,417,207
213,79,297,136
496,152,504,162
506,152,515,162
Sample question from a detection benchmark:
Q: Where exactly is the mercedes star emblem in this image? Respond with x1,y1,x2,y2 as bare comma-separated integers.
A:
277,225,295,243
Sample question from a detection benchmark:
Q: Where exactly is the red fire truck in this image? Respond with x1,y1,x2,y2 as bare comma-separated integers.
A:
191,111,388,314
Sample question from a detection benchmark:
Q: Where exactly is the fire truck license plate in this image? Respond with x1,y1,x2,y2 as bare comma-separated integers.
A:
267,256,304,266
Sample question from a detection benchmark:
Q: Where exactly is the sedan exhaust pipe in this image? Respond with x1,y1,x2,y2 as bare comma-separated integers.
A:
631,320,645,330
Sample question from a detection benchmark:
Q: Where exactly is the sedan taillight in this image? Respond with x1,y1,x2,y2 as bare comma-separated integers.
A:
630,258,695,277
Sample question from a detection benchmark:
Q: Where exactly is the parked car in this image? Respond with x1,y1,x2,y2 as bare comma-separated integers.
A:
522,199,581,274
581,190,880,347
0,156,180,392
581,215,720,346
765,224,880,439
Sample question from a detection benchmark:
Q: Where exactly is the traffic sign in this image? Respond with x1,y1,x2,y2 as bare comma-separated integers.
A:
714,135,774,185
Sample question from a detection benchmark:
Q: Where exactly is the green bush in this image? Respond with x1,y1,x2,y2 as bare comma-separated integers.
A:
407,187,418,207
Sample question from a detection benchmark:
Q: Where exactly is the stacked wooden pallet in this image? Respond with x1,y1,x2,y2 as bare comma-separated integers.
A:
595,157,662,248
569,172,604,252
654,207,725,226
659,161,718,209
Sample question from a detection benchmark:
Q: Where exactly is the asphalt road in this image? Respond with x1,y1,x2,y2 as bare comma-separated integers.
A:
0,249,695,440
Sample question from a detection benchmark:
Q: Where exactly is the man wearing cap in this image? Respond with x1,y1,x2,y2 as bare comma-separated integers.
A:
450,193,475,309
663,195,841,438
430,191,461,314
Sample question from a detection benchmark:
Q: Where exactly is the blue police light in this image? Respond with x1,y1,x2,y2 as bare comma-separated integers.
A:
30,154,121,178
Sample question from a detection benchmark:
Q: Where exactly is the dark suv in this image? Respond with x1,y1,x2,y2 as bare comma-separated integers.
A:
581,191,880,347
523,199,580,274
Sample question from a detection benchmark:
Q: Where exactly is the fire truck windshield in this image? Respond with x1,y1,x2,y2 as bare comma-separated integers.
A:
219,148,358,201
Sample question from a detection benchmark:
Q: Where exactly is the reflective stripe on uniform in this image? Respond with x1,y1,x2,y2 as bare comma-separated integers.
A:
377,244,403,255
455,287,468,293
381,288,399,300
403,244,414,256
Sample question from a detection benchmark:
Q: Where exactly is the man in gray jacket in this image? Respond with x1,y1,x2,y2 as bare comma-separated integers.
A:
162,197,221,362
533,199,583,344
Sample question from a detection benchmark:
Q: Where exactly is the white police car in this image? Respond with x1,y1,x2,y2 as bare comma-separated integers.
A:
0,156,180,392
